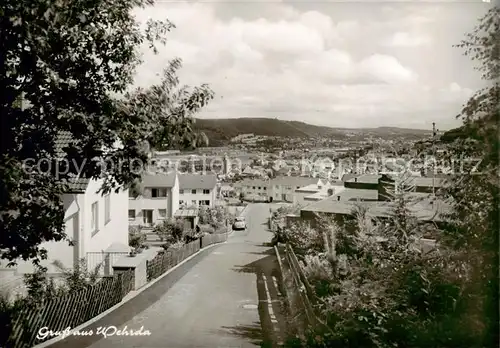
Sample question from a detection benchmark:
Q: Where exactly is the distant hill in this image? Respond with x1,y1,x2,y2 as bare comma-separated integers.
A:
193,118,431,145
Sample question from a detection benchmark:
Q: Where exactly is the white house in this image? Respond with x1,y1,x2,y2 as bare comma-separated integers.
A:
13,132,129,275
269,176,318,202
128,172,217,227
235,178,270,201
178,173,217,208
128,172,179,227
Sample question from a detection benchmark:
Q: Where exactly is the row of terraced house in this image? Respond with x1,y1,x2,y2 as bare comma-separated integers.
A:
0,132,218,297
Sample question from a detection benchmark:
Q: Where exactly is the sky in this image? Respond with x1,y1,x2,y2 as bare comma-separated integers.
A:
132,0,493,130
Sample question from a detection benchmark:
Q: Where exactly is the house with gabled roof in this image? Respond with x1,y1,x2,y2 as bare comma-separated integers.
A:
14,131,130,275
128,171,217,227
178,173,217,208
128,171,179,227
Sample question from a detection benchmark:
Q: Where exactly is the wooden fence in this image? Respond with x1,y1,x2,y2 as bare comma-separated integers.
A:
3,234,228,347
283,243,332,337
146,233,228,282
5,269,134,348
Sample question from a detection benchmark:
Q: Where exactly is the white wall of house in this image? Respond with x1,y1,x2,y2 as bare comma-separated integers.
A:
14,179,128,274
242,184,269,199
15,193,84,274
170,174,180,216
179,187,216,207
128,187,174,227
236,180,270,200
270,184,299,202
84,178,128,255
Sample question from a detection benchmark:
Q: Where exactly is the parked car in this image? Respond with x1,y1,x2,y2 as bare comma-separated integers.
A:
232,216,246,230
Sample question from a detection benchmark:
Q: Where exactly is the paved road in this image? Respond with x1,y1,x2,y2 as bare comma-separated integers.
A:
71,203,287,348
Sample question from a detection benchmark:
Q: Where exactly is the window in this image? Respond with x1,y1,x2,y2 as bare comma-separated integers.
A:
275,185,279,189
199,200,210,206
252,186,256,189
296,186,300,189
191,200,197,205
151,188,167,198
142,210,153,225
104,194,111,224
179,189,184,194
203,189,210,194
128,210,135,220
258,187,261,190
158,209,167,219
91,202,98,236
191,189,197,194
263,187,267,190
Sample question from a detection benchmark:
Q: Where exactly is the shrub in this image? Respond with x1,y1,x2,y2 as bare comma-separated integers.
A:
52,258,102,292
129,225,146,249
23,265,67,302
153,218,185,243
198,206,230,231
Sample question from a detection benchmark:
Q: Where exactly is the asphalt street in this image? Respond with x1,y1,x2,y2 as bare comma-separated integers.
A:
61,203,287,348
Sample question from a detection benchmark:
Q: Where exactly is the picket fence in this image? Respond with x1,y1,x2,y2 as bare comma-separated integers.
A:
5,269,134,348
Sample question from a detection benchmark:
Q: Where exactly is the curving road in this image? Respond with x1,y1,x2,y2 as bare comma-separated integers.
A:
53,203,287,348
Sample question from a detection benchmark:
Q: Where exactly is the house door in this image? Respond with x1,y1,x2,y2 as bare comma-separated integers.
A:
142,210,153,226
281,194,286,201
269,196,273,203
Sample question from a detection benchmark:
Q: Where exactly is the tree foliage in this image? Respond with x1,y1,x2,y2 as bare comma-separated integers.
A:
443,5,499,346
0,0,214,264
